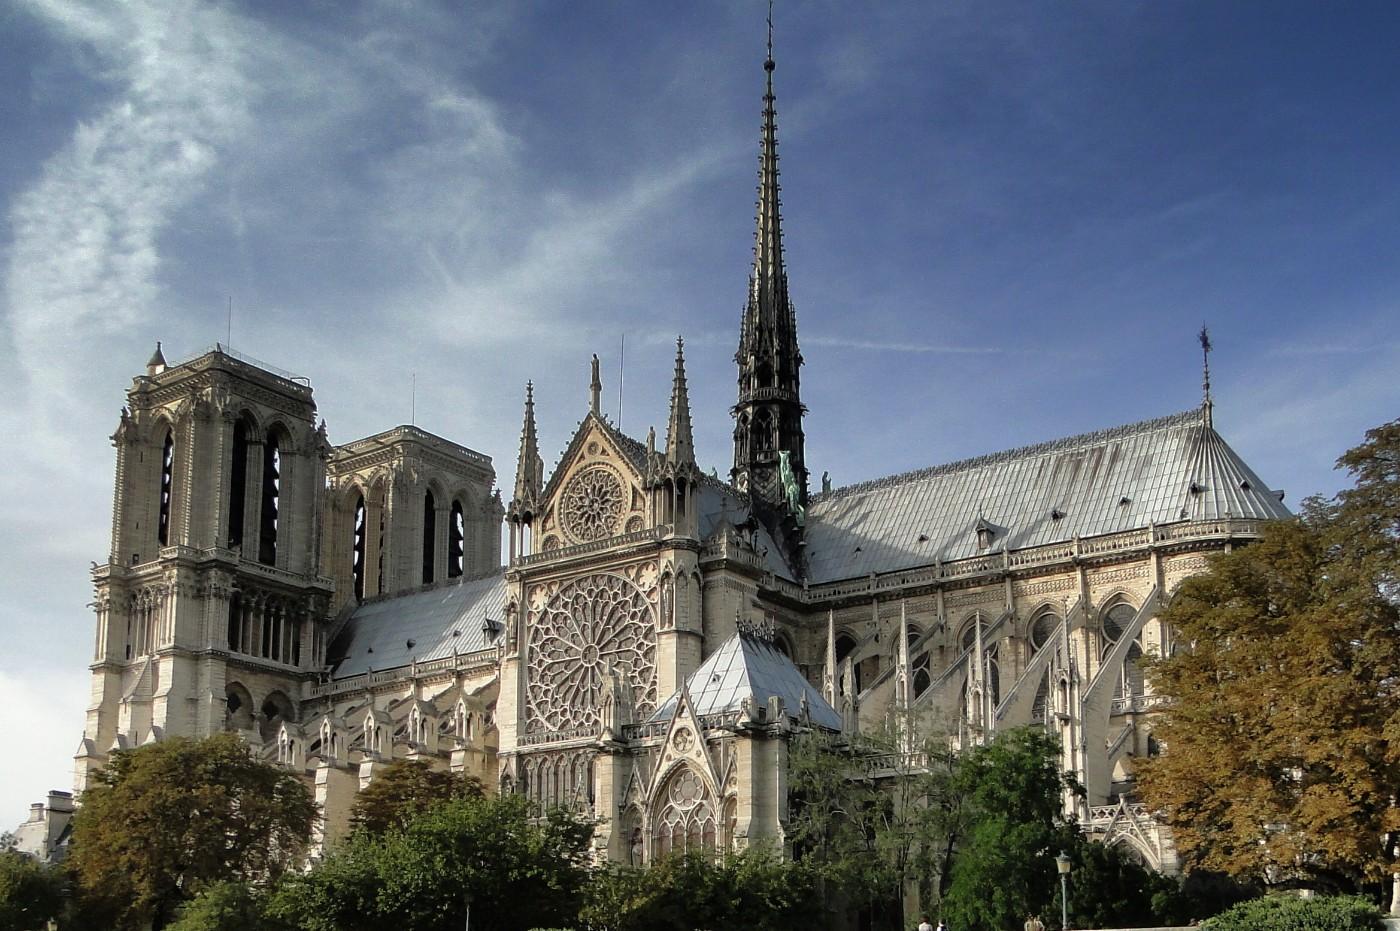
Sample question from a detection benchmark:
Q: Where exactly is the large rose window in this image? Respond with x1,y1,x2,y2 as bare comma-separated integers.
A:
560,466,626,543
526,573,656,733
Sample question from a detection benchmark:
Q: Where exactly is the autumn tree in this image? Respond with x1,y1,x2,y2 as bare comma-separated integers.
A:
1139,418,1400,892
348,758,483,836
68,733,316,930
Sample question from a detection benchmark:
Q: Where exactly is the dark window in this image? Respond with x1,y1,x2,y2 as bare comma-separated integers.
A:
448,500,465,578
258,433,280,566
352,495,367,600
229,421,248,548
157,430,174,546
377,506,386,594
422,490,436,584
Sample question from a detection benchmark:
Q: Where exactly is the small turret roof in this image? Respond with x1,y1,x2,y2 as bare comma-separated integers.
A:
649,631,841,731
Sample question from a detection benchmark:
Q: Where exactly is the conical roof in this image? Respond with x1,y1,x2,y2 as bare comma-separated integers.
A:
649,631,841,731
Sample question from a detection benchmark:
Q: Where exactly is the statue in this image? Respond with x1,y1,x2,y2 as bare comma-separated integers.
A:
778,450,805,527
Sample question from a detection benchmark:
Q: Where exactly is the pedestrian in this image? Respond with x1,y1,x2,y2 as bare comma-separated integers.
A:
1025,914,1045,931
917,918,933,931
936,921,948,931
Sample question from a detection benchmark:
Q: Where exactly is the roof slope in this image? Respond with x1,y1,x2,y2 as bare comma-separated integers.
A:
649,632,841,730
804,410,1289,583
330,572,507,678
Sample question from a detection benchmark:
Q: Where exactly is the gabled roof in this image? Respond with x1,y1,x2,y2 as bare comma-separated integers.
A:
649,632,842,731
803,410,1290,583
538,412,650,507
329,572,507,678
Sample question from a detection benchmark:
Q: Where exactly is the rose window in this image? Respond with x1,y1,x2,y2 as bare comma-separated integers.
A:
560,466,626,543
526,573,657,733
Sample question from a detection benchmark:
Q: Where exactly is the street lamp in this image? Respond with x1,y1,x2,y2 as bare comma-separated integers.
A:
463,891,472,931
1055,851,1071,930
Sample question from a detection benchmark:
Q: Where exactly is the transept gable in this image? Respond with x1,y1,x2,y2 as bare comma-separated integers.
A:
534,414,652,552
646,685,721,805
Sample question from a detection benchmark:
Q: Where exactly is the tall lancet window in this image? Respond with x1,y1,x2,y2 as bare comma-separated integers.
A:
422,490,436,584
157,430,174,546
351,495,367,600
228,420,249,549
258,433,280,566
448,500,465,578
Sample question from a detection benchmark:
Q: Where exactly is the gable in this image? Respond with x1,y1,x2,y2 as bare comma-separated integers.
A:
535,414,651,552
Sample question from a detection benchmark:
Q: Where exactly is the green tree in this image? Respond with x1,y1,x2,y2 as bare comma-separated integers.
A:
578,848,823,931
67,734,316,931
270,793,593,931
165,881,270,931
941,727,1078,931
1203,893,1379,931
1138,421,1400,892
347,758,482,836
0,849,65,931
1051,840,1180,931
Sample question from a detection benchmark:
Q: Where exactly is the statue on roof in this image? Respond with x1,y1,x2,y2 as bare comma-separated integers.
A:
779,451,805,527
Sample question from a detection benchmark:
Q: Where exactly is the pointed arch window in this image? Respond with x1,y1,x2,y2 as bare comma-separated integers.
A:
352,494,367,600
258,433,281,566
226,591,242,652
158,430,174,546
448,499,465,578
653,766,717,859
422,490,436,584
228,420,249,548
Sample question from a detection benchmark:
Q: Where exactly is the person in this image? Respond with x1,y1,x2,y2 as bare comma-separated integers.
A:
935,922,947,931
1025,915,1046,931
917,919,933,931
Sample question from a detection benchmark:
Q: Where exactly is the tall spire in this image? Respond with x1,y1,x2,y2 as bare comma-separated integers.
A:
512,382,541,511
1199,325,1213,429
732,1,808,542
665,337,695,465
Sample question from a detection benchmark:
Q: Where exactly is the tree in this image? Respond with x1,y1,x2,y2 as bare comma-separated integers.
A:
165,881,269,931
348,758,482,836
1204,894,1379,931
1139,419,1400,891
578,848,823,931
0,849,65,931
67,734,316,930
941,727,1079,931
269,793,593,931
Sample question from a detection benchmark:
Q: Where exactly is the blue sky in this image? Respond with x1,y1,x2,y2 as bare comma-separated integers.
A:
2,0,1397,823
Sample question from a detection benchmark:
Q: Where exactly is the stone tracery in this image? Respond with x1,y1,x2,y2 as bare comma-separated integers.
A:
526,572,657,733
560,466,626,543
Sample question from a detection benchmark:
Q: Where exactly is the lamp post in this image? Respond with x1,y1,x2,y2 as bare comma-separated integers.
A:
463,891,472,931
1055,851,1071,930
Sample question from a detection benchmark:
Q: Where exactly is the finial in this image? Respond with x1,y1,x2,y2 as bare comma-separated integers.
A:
1199,324,1213,429
766,0,775,71
589,354,602,417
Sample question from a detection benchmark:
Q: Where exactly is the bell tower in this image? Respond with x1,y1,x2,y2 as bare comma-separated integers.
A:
731,16,808,558
79,346,334,790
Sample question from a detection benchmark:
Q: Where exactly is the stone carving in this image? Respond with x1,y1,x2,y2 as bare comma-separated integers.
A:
560,466,626,543
526,572,657,733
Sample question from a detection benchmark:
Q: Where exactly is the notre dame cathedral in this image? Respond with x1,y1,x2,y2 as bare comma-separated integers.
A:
74,31,1290,876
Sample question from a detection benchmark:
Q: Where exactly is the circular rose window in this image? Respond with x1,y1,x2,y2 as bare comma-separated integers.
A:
561,466,626,543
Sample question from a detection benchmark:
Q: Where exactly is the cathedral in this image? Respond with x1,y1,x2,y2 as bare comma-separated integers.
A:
72,29,1291,874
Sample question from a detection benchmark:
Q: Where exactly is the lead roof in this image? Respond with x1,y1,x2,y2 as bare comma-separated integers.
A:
649,631,842,731
801,409,1290,583
330,572,506,678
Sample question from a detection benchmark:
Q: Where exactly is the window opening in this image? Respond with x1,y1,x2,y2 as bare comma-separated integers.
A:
352,495,367,600
422,490,436,584
229,421,248,548
449,500,465,578
258,433,280,565
227,592,242,652
158,430,174,546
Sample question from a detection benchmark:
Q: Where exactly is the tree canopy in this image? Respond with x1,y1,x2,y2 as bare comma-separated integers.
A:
0,848,65,931
1139,418,1400,892
347,758,482,836
269,792,593,931
67,733,316,930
